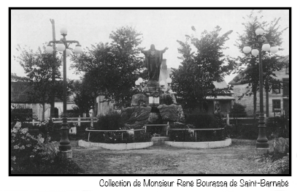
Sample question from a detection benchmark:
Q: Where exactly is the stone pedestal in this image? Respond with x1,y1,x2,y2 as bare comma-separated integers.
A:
255,148,270,155
58,150,73,159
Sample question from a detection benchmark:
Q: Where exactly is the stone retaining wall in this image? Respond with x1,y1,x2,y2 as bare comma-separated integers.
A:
78,140,153,150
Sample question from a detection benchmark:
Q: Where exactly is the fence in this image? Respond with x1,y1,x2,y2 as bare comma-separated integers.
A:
222,114,258,126
52,117,98,127
24,116,98,127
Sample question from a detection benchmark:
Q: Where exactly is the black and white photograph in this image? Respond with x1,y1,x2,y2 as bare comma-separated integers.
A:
9,7,291,178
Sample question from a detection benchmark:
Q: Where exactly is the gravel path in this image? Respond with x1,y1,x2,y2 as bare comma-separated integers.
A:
72,140,268,174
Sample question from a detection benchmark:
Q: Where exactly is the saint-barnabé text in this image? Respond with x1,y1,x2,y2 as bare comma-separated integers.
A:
99,179,288,187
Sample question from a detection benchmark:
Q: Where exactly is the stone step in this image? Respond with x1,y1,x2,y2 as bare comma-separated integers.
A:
151,136,169,145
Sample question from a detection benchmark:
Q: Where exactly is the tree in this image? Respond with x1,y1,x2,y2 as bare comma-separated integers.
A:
14,44,63,121
235,11,288,118
171,26,234,110
230,103,247,117
69,79,95,116
71,26,146,108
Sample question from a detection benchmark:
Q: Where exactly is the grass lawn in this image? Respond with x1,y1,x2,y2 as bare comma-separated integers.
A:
71,140,276,174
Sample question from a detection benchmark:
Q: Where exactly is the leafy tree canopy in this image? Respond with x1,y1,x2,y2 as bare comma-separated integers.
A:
71,26,147,108
234,11,288,91
171,26,234,109
14,44,64,104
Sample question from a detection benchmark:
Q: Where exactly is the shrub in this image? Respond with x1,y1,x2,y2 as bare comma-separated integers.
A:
89,130,151,143
11,122,58,173
224,124,260,139
11,105,34,124
185,111,224,128
169,129,225,142
230,103,247,117
266,116,289,138
225,115,290,140
260,153,289,174
95,111,124,130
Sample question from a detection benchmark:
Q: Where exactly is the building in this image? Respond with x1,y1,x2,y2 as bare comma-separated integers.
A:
11,82,77,121
229,56,289,117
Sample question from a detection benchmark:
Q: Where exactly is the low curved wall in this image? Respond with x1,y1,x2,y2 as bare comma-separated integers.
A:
165,138,232,149
78,140,153,150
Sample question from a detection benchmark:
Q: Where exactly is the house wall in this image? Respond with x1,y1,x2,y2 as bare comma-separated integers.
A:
231,67,289,117
11,103,51,121
96,95,114,116
54,102,78,117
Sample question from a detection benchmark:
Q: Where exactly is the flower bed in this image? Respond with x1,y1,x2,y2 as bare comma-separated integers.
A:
168,128,226,142
11,122,83,174
87,128,152,143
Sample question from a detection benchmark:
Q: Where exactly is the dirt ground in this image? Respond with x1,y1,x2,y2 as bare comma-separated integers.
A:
72,140,269,174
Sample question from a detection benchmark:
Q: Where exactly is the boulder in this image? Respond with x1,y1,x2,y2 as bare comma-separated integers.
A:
273,137,289,154
121,104,186,128
158,104,185,123
121,106,151,129
131,93,148,106
120,107,135,123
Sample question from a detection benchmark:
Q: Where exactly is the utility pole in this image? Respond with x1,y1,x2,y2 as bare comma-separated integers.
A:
50,19,56,119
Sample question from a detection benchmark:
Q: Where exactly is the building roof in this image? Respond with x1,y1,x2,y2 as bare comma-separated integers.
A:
229,55,289,85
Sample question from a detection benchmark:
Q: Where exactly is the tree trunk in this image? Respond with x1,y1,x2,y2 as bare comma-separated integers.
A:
42,103,45,121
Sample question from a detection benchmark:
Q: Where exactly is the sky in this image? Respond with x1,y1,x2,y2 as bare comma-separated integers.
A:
11,9,289,84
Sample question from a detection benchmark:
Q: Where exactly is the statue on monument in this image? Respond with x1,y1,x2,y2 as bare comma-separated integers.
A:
141,44,168,81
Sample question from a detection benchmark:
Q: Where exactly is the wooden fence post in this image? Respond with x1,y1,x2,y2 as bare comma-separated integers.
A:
78,116,81,127
91,116,94,128
166,122,169,136
226,113,230,125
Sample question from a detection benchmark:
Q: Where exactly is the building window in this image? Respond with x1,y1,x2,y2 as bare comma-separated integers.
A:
272,82,281,94
283,78,289,96
273,100,281,112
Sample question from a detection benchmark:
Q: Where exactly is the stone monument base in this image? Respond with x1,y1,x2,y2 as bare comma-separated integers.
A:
146,80,159,93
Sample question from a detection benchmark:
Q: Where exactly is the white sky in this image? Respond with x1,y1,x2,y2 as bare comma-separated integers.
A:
11,9,289,83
